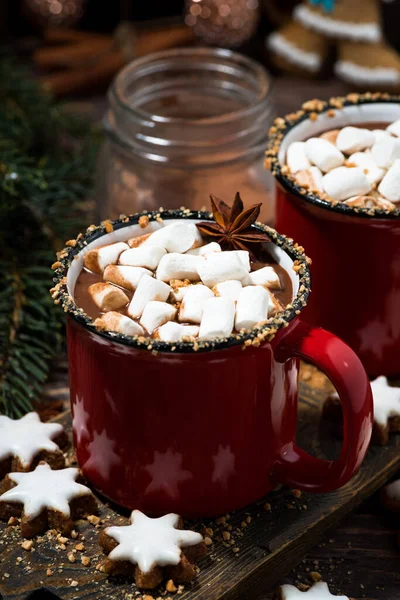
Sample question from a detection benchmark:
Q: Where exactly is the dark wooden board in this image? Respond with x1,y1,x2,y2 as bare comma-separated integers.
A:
1,368,400,600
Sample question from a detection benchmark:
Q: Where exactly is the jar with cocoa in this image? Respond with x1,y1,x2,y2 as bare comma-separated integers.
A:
97,47,274,224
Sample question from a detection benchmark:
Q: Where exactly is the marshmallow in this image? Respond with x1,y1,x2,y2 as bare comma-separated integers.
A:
378,159,400,203
336,126,374,154
198,252,249,288
322,167,371,201
319,129,340,145
103,265,152,291
88,282,129,312
142,222,203,253
348,151,385,185
156,253,203,282
235,250,251,272
247,266,281,290
371,137,400,169
139,301,177,334
128,275,171,319
94,311,144,337
127,233,151,248
213,280,242,303
199,297,235,340
286,142,311,173
305,138,344,172
294,167,324,192
84,242,129,274
373,129,393,143
387,119,400,138
156,322,199,343
235,286,270,331
119,246,166,271
179,285,214,324
186,242,222,257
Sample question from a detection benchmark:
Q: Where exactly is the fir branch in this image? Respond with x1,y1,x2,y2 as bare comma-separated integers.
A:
0,57,99,417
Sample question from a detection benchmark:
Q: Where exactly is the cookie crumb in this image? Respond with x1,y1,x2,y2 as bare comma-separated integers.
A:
81,556,91,566
46,569,53,577
57,535,69,544
139,215,150,229
87,515,101,526
291,489,302,499
22,540,33,551
166,579,178,593
68,552,76,563
71,580,78,587
310,571,322,582
7,516,17,525
71,530,78,539
298,583,310,591
222,531,231,541
75,542,85,551
264,502,272,512
204,536,213,546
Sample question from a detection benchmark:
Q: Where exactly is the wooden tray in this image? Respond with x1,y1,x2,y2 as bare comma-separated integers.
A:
1,368,399,600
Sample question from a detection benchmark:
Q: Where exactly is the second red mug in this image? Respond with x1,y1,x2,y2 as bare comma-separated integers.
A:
53,211,373,517
268,96,400,378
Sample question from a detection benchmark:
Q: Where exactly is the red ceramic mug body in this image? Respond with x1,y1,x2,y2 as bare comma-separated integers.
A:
272,101,400,378
59,212,373,518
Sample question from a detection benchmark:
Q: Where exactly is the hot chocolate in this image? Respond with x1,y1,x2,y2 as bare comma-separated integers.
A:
285,119,400,210
74,215,293,343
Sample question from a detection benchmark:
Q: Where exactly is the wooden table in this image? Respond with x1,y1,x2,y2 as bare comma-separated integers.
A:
55,76,399,600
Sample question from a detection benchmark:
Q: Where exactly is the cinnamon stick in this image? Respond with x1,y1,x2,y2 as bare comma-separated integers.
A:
39,24,195,98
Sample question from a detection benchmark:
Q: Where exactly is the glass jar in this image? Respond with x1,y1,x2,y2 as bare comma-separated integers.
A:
97,47,275,224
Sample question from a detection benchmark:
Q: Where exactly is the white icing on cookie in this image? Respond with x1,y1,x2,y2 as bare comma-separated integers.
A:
371,376,400,426
0,463,93,520
106,510,203,573
0,412,64,468
280,582,349,600
384,479,400,502
331,376,400,428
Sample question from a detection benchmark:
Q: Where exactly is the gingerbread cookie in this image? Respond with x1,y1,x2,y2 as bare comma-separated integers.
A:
323,376,400,445
99,510,207,589
0,463,97,537
277,582,349,599
0,412,68,479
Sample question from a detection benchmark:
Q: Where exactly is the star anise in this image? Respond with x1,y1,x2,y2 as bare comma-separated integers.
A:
197,193,270,258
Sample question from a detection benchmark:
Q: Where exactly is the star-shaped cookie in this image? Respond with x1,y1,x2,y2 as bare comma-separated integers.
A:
278,582,349,599
0,463,97,537
323,376,400,445
0,412,67,478
99,510,207,589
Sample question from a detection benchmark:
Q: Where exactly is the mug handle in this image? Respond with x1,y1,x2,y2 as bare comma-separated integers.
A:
272,320,374,492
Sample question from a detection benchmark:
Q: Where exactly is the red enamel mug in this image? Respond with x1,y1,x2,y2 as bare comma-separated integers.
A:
268,97,400,378
54,211,373,518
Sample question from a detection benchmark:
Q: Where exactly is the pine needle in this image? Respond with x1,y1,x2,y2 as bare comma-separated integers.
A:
0,57,100,417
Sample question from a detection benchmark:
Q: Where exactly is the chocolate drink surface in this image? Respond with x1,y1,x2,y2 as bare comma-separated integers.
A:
285,120,400,210
73,221,293,343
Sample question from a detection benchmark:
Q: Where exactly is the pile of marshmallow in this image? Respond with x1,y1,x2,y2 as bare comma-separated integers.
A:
84,221,283,343
286,119,400,208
